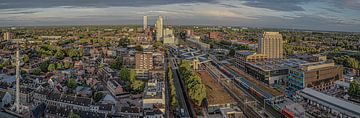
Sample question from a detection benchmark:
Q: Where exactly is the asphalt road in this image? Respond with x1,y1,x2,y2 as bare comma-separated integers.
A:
0,112,17,118
165,57,170,118
169,56,191,118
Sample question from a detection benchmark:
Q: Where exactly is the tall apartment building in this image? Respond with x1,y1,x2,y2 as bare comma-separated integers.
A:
258,32,283,59
135,52,153,70
3,32,12,40
155,16,163,42
286,61,343,100
143,16,148,30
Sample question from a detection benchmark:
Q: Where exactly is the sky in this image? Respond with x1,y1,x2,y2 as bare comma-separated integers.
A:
0,0,360,32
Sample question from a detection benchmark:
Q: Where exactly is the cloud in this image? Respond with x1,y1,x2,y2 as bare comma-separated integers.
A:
0,11,38,15
321,7,342,13
0,0,216,9
219,3,240,8
241,0,312,11
0,0,359,32
327,0,360,11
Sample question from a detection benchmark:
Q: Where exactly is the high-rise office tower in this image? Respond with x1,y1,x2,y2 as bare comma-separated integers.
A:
143,16,148,30
258,32,283,58
155,16,163,41
3,32,12,40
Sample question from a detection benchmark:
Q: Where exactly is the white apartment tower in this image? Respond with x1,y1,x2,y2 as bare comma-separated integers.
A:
143,16,148,30
3,32,12,40
155,16,163,42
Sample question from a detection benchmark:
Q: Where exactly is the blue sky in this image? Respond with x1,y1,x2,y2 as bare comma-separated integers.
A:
0,0,360,32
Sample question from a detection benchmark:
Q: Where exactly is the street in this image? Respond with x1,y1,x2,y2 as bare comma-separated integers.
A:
169,55,192,118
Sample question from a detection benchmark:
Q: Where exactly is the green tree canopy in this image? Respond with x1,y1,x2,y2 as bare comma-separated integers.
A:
32,68,42,75
129,69,137,82
345,57,359,69
349,81,360,97
109,57,123,70
39,61,50,72
119,38,130,47
188,75,206,106
153,41,164,49
79,48,84,57
68,111,80,118
22,54,29,63
131,80,144,93
57,62,64,69
68,49,80,59
179,60,206,106
67,78,77,89
119,67,130,82
48,64,56,72
93,92,104,103
135,45,143,51
228,49,235,57
64,61,73,69
54,49,65,59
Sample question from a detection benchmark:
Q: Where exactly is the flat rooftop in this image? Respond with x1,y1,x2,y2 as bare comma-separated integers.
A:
228,65,283,97
235,51,256,56
197,71,236,106
247,59,308,71
300,88,360,117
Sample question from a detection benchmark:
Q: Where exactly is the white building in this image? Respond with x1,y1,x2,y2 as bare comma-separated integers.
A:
155,16,163,41
143,78,165,118
143,16,148,30
163,28,176,45
3,32,12,40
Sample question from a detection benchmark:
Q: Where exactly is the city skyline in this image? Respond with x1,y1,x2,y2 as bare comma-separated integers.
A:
1,0,360,32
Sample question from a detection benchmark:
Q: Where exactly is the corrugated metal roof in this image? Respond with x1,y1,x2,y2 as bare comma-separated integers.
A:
300,88,360,117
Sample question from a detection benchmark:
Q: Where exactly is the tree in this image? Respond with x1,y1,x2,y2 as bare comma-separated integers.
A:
32,68,42,75
131,80,144,93
119,67,130,82
20,69,27,75
67,78,77,90
68,49,79,59
119,38,130,47
153,41,163,49
79,48,84,57
93,92,104,102
39,61,50,72
48,64,56,72
135,45,143,51
64,61,73,69
109,57,123,70
345,57,359,69
189,81,206,106
54,49,65,59
349,81,360,97
57,62,64,69
228,49,235,57
22,54,29,63
79,39,89,44
168,67,178,109
129,69,137,82
179,60,206,106
68,111,80,118
284,44,294,55
180,60,192,71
